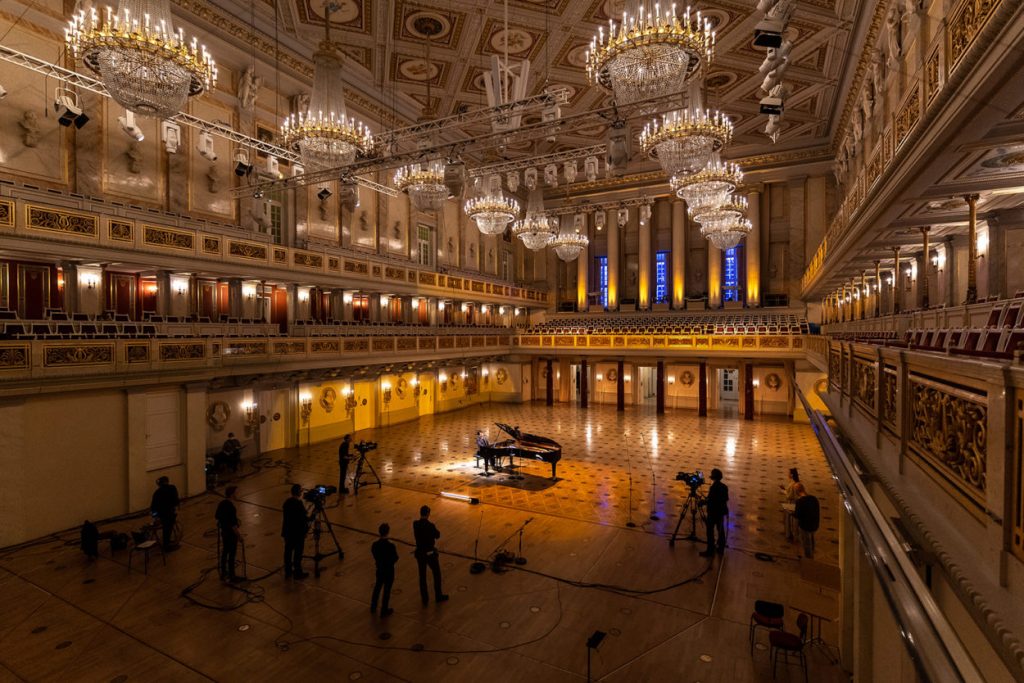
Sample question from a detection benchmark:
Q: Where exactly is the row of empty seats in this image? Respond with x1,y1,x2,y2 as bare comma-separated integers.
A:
528,311,810,336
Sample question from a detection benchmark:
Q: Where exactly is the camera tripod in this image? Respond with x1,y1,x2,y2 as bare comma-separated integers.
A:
304,502,344,577
669,487,707,547
352,452,382,494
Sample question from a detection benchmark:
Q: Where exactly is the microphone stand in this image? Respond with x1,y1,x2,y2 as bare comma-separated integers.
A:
641,432,659,521
470,507,486,574
625,450,636,528
514,518,533,565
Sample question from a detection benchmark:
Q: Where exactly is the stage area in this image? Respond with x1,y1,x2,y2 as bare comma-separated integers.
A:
0,403,844,682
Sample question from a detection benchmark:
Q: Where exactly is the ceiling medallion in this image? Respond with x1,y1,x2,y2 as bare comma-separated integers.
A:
465,176,520,236
513,189,557,250
66,0,217,119
395,160,448,212
640,107,732,176
281,6,372,171
586,3,714,104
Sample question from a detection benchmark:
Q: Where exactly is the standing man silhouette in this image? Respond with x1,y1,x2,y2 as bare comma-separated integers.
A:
215,486,242,581
150,476,180,551
281,484,310,579
338,434,353,494
413,505,449,606
700,468,729,557
370,523,398,617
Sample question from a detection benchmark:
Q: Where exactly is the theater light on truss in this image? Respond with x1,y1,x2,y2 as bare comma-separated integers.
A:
586,2,714,104
66,0,217,119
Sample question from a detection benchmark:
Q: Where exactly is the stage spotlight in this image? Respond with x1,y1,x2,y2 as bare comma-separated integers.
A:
197,131,217,161
53,88,89,129
444,159,466,199
759,95,784,116
118,109,145,142
233,149,253,176
160,121,181,154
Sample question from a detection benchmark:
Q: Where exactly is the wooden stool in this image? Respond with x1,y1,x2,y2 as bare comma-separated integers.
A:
129,539,165,574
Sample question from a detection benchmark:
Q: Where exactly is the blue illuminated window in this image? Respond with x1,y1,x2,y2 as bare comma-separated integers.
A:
655,251,668,304
723,247,739,302
597,256,608,308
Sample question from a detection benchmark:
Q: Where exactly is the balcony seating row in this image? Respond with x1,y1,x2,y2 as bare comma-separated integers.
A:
529,311,809,336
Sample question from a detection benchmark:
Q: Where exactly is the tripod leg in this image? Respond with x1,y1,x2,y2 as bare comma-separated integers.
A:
670,498,688,546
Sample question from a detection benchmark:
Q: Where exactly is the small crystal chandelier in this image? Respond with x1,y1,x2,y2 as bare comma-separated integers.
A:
395,159,448,212
691,195,747,225
701,215,752,250
586,2,714,104
513,189,557,250
466,176,520,236
549,216,590,262
640,107,732,176
671,157,743,216
281,6,372,171
66,0,217,119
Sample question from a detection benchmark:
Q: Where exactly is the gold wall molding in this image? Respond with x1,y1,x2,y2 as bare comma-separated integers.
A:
311,340,340,353
224,341,266,356
43,344,113,367
274,341,306,354
26,205,97,239
109,219,134,242
0,200,13,228
273,248,287,264
143,225,194,250
229,240,268,260
159,342,205,361
125,344,150,363
948,0,999,69
203,236,221,254
0,345,29,370
294,252,323,269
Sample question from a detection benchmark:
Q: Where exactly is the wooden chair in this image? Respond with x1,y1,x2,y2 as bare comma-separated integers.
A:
749,600,785,654
770,613,809,682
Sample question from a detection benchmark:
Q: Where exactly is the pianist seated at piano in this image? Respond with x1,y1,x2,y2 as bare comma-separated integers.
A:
477,423,562,479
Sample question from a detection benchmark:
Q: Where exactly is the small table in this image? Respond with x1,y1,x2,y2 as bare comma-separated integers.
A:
788,604,839,664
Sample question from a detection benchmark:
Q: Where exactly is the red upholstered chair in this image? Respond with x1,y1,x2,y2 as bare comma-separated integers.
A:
770,612,809,682
749,599,785,653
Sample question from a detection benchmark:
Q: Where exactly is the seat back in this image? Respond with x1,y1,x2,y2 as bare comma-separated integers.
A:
796,613,809,643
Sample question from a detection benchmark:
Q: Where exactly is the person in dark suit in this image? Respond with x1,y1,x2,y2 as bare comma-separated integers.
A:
215,486,242,581
221,433,243,472
476,430,494,474
150,476,180,550
370,523,399,617
338,435,353,494
281,484,310,579
794,490,821,559
413,505,449,605
700,468,729,557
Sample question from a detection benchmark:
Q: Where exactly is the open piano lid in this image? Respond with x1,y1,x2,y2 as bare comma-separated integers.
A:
494,423,522,440
494,422,559,448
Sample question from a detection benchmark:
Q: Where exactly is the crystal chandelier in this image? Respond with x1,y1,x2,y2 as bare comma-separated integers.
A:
395,160,448,212
701,215,752,250
466,176,520,236
586,2,713,104
66,0,217,119
671,158,743,216
640,107,732,176
550,225,589,262
281,13,372,171
513,189,557,250
691,195,747,225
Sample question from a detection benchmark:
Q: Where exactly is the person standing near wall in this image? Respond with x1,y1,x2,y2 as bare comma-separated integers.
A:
216,486,242,582
338,434,353,494
700,469,729,557
370,522,398,617
794,489,820,559
150,476,180,551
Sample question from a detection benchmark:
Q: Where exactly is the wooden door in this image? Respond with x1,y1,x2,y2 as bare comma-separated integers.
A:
271,288,288,333
108,273,136,319
217,282,230,319
198,281,216,319
140,280,158,315
17,264,50,319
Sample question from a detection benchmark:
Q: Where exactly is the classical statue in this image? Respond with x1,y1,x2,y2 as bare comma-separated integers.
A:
392,221,401,239
19,111,41,148
237,66,263,111
207,164,222,193
291,92,310,115
885,4,906,64
359,211,369,231
126,141,143,174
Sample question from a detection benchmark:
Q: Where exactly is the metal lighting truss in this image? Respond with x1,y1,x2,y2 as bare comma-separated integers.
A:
0,45,399,195
469,144,607,178
544,195,656,217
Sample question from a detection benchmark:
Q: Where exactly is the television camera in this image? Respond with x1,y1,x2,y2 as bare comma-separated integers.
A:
355,440,378,455
303,484,337,507
676,470,705,493
352,441,382,493
670,471,707,546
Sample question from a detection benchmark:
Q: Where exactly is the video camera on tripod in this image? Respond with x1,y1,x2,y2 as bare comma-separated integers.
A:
355,440,378,455
302,484,337,508
676,470,705,493
352,441,382,493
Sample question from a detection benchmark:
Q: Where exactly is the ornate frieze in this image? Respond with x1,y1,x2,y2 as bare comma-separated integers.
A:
328,257,340,271
418,337,435,350
311,340,340,353
125,344,150,363
203,236,221,254
948,0,997,68
224,342,266,356
273,248,287,264
555,336,575,347
43,344,113,367
396,338,417,351
293,251,323,269
385,266,406,281
712,337,740,348
344,340,369,352
0,199,12,228
456,337,471,348
346,260,369,275
908,374,987,506
27,205,98,238
894,87,921,149
418,272,436,286
438,337,455,349
159,343,205,361
372,338,393,352
109,219,134,242
143,225,194,250
274,341,306,354
828,347,842,390
852,356,877,414
229,241,268,260
0,345,29,370
881,365,898,431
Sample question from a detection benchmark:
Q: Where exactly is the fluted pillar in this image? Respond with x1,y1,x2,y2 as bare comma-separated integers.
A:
892,246,902,314
746,187,762,306
708,243,722,309
607,209,619,311
577,225,589,312
156,270,172,317
920,226,931,309
671,200,686,308
874,260,881,317
60,261,79,316
638,204,651,309
965,193,979,304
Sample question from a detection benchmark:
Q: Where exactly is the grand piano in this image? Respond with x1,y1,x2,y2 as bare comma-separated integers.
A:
479,423,561,479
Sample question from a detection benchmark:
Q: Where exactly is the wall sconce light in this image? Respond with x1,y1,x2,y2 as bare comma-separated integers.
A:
977,232,989,258
461,303,469,313
299,393,313,426
667,375,675,384
904,267,913,278
243,284,257,300
438,372,448,383
381,380,392,404
343,292,353,304
624,375,632,382
884,275,893,286
298,287,310,303
461,371,467,380
242,400,259,435
514,308,522,315
499,306,507,315
172,277,188,296
930,254,938,267
438,301,446,311
380,294,390,307
596,373,603,381
80,272,100,290
753,379,761,389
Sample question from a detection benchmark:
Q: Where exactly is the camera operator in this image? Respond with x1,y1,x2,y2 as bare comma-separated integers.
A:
700,468,729,557
150,476,180,551
338,434,353,494
281,484,310,579
220,432,243,472
215,486,242,582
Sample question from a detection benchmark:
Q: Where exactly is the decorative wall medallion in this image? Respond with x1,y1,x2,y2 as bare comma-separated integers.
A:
0,345,29,370
229,241,268,260
765,373,782,391
159,342,205,361
680,371,695,386
605,368,617,382
42,345,112,367
207,400,230,431
143,225,194,250
27,206,97,238
109,220,134,242
320,387,337,412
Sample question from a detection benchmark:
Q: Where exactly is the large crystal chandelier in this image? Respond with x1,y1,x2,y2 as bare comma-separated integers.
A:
395,160,448,212
586,2,713,104
281,11,372,171
513,190,557,250
693,196,751,250
671,158,743,216
66,0,217,118
640,107,732,176
466,176,520,235
549,215,589,262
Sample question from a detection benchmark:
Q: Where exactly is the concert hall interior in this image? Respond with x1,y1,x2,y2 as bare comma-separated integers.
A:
1,0,1024,681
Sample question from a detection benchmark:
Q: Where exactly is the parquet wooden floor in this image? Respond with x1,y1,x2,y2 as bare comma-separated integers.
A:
0,403,845,682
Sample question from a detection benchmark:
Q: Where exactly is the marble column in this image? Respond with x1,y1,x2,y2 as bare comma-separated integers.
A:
228,278,243,319
892,246,902,314
746,187,762,306
577,221,589,312
638,203,652,309
919,226,931,309
616,360,625,412
708,243,722,308
787,177,806,301
985,214,1006,299
656,360,665,415
965,193,979,304
607,209,620,311
156,270,171,317
944,237,958,307
581,358,589,409
671,201,686,308
874,261,882,317
60,262,79,316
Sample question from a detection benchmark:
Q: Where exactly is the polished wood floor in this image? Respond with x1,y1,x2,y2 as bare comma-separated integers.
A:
0,403,845,682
